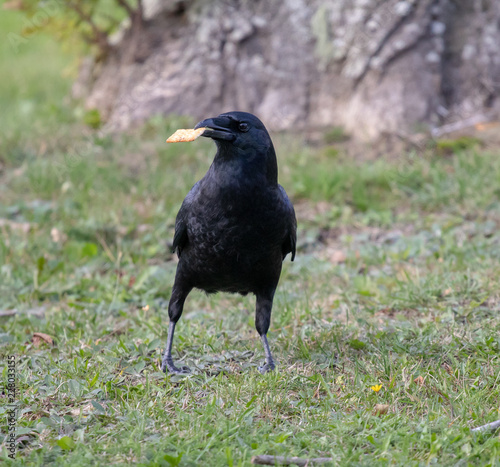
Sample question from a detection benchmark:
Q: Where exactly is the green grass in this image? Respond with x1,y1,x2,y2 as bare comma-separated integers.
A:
0,9,75,137
2,8,500,466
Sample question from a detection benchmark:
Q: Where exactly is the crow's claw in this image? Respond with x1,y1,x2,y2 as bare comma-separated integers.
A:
162,363,191,375
161,355,191,374
168,364,191,374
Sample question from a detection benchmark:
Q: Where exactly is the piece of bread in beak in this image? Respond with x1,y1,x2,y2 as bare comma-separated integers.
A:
166,127,206,143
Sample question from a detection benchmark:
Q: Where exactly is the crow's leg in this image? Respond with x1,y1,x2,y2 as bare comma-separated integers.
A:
255,292,276,374
161,280,192,374
259,334,275,374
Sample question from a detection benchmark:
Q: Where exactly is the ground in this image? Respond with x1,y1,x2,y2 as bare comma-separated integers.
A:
2,9,500,467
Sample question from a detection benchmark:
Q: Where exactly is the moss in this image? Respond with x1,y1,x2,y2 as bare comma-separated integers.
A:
83,108,102,129
436,136,481,155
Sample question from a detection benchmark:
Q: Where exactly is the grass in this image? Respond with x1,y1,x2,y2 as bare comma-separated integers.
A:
2,8,500,466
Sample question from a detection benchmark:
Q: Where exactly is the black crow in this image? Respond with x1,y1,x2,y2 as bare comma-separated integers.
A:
161,111,296,374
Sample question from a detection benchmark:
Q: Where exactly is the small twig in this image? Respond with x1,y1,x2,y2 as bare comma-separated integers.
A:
251,455,333,466
116,0,144,29
67,1,110,52
0,309,18,317
431,113,493,138
0,306,46,318
115,0,135,18
472,419,500,433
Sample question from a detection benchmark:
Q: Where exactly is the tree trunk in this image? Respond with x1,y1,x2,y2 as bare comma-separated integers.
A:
79,0,500,142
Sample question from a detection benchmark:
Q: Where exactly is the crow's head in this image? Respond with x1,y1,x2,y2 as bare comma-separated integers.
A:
195,111,269,146
195,111,277,182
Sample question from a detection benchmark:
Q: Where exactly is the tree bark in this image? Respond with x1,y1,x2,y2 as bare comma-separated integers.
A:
79,0,500,142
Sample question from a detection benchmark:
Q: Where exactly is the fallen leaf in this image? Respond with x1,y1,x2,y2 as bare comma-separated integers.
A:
70,403,93,416
50,227,66,243
0,219,31,234
414,375,425,386
475,121,500,131
442,363,453,375
61,181,72,193
329,249,347,264
32,332,54,347
3,1,24,10
374,404,390,415
136,224,150,233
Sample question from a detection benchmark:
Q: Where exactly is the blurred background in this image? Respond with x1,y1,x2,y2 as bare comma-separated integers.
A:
2,0,500,301
4,0,500,143
2,1,500,464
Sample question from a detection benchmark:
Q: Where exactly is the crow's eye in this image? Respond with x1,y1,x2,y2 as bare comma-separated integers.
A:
238,122,249,132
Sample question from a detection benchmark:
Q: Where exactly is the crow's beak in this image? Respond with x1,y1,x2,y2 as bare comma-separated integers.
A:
195,117,235,142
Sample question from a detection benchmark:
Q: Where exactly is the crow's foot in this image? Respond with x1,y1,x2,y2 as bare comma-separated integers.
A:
168,364,191,375
258,362,275,374
161,357,191,374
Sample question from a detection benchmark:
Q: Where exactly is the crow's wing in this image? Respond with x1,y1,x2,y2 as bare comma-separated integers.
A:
172,181,201,257
278,185,297,261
